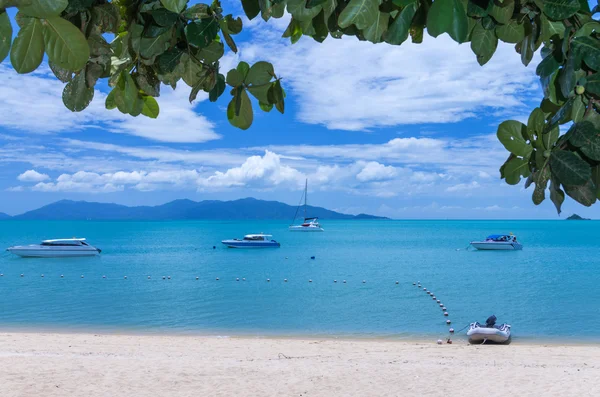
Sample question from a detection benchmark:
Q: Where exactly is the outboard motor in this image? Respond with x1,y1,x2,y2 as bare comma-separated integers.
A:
485,315,497,328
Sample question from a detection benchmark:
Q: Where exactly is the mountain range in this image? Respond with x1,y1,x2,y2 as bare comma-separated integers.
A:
1,198,387,221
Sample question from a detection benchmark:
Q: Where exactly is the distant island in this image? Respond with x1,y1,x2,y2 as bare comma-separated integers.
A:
0,212,10,220
566,214,591,220
0,198,387,221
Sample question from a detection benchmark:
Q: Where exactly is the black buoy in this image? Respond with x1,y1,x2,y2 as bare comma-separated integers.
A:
310,256,315,260
213,246,216,249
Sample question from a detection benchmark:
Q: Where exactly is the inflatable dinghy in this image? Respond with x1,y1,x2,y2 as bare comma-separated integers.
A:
467,315,511,344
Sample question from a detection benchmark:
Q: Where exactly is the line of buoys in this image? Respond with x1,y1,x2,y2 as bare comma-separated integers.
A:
102,275,105,278
343,280,347,283
362,280,366,284
124,276,127,279
396,281,399,284
216,277,219,281
284,279,287,282
236,278,239,281
446,319,451,324
334,280,337,283
147,276,151,279
242,278,246,281
309,279,312,283
267,278,270,282
196,277,199,280
41,274,44,278
449,328,455,334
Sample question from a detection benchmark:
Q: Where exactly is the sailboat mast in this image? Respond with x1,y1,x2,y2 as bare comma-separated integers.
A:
304,179,307,220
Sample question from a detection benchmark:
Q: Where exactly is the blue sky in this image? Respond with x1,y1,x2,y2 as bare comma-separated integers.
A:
1,1,599,219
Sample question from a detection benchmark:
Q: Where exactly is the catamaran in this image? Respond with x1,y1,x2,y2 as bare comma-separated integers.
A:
289,179,324,232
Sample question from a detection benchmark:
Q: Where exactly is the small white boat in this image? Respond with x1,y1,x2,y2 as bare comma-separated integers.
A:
6,238,101,258
470,234,522,250
221,234,281,248
467,316,511,344
289,179,324,232
289,217,324,232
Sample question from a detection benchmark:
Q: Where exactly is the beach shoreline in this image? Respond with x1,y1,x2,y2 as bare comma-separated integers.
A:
0,331,598,396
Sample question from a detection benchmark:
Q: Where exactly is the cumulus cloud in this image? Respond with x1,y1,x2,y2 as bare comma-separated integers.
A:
199,150,305,189
356,162,397,182
240,30,538,131
0,65,219,143
17,169,49,182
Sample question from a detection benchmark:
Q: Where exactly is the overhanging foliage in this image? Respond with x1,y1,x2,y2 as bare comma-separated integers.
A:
1,0,600,211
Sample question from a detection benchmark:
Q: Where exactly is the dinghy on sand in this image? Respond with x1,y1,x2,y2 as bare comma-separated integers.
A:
467,315,511,344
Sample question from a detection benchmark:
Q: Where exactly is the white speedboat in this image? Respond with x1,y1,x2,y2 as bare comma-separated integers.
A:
289,179,324,232
470,234,522,250
6,238,101,258
222,234,281,248
467,316,511,344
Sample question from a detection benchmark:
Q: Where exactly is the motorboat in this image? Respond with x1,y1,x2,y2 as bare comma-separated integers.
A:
221,234,281,248
6,238,101,258
470,234,522,250
289,179,324,232
467,315,511,344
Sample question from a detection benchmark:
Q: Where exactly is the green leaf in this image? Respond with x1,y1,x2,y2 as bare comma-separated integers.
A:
338,0,379,30
209,73,225,102
141,95,159,118
564,179,597,206
248,83,271,103
540,14,564,43
495,20,525,43
158,47,183,74
245,61,274,85
159,0,187,13
392,0,418,6
574,21,600,39
10,17,44,73
224,15,243,34
571,96,585,123
549,176,565,213
568,121,600,160
226,68,244,87
85,62,104,88
528,108,545,146
593,165,600,200
268,80,285,113
259,101,274,112
543,0,580,21
532,167,551,205
426,0,469,44
183,4,211,19
49,61,72,82
105,88,117,110
20,0,67,18
307,0,329,7
489,0,513,24
92,3,120,33
543,125,559,151
363,11,390,43
470,20,498,66
585,73,600,96
135,64,160,97
221,29,237,53
237,61,250,80
241,0,260,20
550,150,591,185
149,9,180,27
42,17,90,72
114,71,139,115
62,70,94,112
497,120,533,158
536,52,560,78
467,0,492,18
186,18,219,49
311,9,328,43
0,11,12,64
181,53,204,87
198,41,224,63
140,29,172,59
384,2,418,45
571,36,600,71
502,157,529,185
227,87,253,129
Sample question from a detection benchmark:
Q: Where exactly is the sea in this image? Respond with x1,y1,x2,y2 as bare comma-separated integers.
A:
0,220,598,342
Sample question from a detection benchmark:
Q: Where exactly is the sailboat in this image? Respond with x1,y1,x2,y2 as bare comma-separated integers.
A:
289,180,324,232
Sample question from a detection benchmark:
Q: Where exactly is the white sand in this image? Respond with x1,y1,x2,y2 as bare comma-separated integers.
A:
0,332,598,396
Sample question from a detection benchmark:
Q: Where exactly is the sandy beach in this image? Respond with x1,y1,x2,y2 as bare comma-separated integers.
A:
0,333,598,396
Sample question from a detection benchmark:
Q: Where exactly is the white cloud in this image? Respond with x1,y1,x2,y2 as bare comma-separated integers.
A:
356,162,397,182
6,186,24,192
17,169,49,182
199,150,305,189
240,30,538,131
0,65,219,143
446,181,480,192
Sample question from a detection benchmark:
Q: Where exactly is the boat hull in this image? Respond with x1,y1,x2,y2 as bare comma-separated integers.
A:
221,240,281,248
7,246,100,258
467,323,511,344
470,242,523,250
289,226,324,232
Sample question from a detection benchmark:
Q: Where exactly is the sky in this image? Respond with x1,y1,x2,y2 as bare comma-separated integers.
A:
1,1,599,219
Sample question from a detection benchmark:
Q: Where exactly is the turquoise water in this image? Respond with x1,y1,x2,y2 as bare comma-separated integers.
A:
0,220,598,341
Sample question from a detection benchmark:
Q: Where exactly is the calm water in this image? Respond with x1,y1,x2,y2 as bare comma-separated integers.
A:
0,220,598,341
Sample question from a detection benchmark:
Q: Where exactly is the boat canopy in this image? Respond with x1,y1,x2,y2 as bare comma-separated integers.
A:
41,238,87,246
243,234,272,241
486,234,514,241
